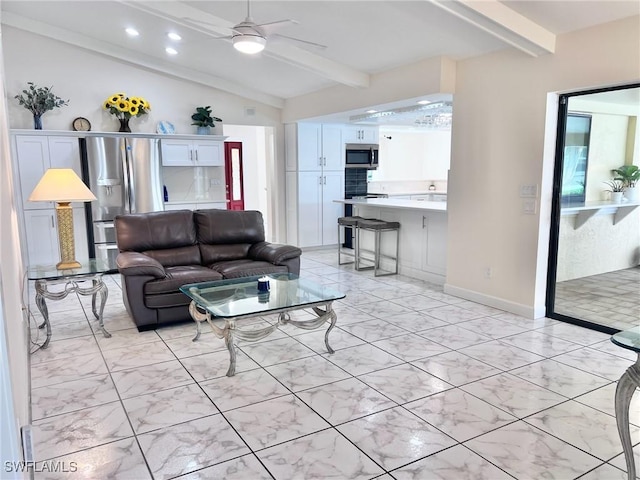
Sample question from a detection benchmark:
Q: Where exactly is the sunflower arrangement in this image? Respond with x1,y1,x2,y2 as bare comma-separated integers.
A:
103,93,151,119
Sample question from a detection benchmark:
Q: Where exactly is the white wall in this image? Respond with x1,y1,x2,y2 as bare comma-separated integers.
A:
0,20,29,475
446,16,639,317
372,128,451,182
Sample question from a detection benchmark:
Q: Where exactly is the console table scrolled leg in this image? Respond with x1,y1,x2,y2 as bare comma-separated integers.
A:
324,304,337,354
95,281,111,338
35,291,52,349
225,323,237,377
615,355,639,480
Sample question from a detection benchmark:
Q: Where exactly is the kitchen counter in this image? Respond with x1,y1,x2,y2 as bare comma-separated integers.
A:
335,198,447,212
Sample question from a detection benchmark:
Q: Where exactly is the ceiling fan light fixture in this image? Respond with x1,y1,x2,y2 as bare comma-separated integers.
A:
233,35,266,54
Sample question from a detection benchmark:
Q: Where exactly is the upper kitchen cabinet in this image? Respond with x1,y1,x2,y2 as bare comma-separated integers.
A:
343,125,379,144
287,123,344,171
160,138,223,167
13,135,82,210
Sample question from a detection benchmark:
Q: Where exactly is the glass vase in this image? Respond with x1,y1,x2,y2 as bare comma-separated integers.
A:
118,117,131,133
34,114,43,130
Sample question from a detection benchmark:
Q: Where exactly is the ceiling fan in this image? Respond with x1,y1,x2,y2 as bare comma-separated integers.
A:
186,0,327,54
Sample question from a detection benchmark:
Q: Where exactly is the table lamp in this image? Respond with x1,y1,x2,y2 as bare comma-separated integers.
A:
28,168,96,269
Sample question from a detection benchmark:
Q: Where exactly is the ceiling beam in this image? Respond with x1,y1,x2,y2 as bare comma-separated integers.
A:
1,11,284,108
428,0,556,56
122,1,370,89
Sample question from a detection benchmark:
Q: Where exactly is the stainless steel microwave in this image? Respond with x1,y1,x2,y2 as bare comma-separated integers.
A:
345,143,379,169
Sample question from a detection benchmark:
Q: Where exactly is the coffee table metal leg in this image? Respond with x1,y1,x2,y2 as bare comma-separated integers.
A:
225,321,237,377
189,301,206,341
90,279,111,338
324,305,337,354
615,354,639,480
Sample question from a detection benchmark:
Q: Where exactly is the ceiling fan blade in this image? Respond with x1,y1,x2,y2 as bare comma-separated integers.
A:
271,33,327,49
256,19,299,31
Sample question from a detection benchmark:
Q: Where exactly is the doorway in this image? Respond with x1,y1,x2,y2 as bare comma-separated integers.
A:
546,83,640,333
224,142,245,211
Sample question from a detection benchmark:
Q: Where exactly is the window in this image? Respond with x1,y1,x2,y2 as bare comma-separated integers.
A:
561,114,591,205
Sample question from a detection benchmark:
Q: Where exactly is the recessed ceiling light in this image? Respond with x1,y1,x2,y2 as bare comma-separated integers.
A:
366,110,377,114
165,47,178,55
125,28,139,37
417,100,431,105
167,32,182,41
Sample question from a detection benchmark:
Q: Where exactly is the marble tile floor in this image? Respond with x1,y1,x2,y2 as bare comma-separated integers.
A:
27,250,640,479
555,267,640,331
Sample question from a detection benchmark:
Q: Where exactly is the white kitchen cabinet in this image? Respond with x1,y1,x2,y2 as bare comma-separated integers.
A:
14,135,82,210
23,207,88,266
293,123,343,171
294,171,344,247
343,125,379,144
160,139,223,167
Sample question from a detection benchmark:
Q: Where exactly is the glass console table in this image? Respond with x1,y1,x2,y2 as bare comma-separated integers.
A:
27,259,114,349
611,326,640,480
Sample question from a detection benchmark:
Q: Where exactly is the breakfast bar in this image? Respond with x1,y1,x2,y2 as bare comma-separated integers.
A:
334,198,448,284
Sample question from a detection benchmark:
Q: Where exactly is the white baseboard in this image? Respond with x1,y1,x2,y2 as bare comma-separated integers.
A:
444,284,543,319
399,265,445,285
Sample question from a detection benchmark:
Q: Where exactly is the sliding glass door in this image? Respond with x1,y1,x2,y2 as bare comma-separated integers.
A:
546,83,640,333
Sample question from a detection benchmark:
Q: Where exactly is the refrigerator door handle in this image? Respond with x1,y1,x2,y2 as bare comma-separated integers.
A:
121,139,132,214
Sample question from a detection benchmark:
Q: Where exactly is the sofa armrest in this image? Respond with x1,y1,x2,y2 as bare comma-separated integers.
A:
249,242,302,265
116,252,166,278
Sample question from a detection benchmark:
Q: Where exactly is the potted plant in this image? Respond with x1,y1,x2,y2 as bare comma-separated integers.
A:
613,165,640,202
191,106,222,135
15,82,69,130
604,179,625,203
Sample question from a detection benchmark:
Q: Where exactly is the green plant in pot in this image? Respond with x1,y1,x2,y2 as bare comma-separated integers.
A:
15,82,69,130
604,179,625,203
191,106,222,135
613,165,640,202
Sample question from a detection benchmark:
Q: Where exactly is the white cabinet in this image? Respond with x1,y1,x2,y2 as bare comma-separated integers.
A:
23,207,88,267
160,139,223,166
15,135,82,210
343,125,379,144
294,171,344,247
292,123,343,171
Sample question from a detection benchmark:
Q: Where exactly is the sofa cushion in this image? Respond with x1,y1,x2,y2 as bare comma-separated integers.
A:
116,210,198,252
195,210,265,244
145,292,192,309
210,259,288,279
144,265,223,295
199,244,252,264
144,246,201,268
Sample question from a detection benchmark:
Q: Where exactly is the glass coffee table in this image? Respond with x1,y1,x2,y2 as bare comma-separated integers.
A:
180,273,345,376
27,259,114,349
611,327,640,480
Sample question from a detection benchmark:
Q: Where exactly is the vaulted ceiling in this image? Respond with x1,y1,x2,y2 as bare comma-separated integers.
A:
2,0,638,117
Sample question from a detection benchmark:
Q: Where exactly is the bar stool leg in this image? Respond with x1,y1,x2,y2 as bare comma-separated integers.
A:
374,229,381,276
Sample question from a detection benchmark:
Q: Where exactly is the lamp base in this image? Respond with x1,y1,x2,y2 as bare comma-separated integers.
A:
55,202,82,270
56,260,82,270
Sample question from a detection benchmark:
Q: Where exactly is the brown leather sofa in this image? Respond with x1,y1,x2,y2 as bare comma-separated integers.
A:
114,209,302,330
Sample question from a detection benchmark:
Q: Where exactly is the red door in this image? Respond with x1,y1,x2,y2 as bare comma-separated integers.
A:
224,141,245,211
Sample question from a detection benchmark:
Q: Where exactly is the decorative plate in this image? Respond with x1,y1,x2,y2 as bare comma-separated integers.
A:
156,121,175,134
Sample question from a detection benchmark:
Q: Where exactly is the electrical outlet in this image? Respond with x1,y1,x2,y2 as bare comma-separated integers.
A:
522,198,537,214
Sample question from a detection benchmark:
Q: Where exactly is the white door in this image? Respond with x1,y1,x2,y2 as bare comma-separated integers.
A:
321,171,344,245
194,140,223,166
297,171,323,247
23,209,58,266
15,136,50,209
297,123,321,171
321,125,344,171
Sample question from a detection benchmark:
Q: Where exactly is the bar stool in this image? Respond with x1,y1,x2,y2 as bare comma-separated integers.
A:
337,216,362,265
355,219,400,276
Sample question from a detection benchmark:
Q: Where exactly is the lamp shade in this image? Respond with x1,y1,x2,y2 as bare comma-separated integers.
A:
29,168,96,203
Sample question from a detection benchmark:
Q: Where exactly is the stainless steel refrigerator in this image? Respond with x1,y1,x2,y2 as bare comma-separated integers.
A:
82,136,164,268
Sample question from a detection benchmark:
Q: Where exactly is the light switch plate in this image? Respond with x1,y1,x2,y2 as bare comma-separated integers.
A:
520,184,538,197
